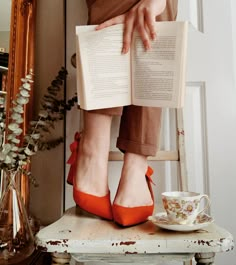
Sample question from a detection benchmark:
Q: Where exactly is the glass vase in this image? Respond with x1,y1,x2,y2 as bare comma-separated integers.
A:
0,170,7,200
0,171,35,264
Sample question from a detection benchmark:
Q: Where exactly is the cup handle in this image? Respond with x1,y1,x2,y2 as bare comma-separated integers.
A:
197,194,211,216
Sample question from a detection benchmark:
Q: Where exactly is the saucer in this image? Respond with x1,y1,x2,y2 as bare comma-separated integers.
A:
148,212,214,232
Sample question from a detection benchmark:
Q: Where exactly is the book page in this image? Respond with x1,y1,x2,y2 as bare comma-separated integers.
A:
76,24,131,110
131,21,188,108
76,25,95,107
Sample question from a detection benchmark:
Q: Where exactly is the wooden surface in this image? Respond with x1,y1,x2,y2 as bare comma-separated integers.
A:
16,250,51,265
35,206,234,256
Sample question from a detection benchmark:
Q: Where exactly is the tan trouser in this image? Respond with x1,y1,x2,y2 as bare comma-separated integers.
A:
84,0,178,156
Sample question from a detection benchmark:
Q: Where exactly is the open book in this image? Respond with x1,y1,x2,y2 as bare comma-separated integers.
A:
76,21,188,110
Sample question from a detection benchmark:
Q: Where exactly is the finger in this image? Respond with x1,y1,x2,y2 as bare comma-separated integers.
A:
122,14,135,54
136,10,151,50
96,15,125,30
144,9,157,40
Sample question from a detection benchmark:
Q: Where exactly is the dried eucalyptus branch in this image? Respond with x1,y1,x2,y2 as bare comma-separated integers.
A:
24,67,76,153
0,67,78,185
0,74,33,171
0,93,6,147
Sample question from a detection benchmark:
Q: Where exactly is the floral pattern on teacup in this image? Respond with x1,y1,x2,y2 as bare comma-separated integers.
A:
162,198,200,221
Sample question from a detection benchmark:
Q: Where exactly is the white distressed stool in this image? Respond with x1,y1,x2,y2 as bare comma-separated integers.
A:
35,206,234,265
35,110,234,264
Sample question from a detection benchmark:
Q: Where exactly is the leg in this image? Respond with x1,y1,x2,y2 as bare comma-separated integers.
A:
114,106,162,222
195,253,215,265
117,106,162,156
75,111,113,196
72,110,116,220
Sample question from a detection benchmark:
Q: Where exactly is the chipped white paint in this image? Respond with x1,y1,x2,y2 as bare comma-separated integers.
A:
72,253,194,264
35,206,234,264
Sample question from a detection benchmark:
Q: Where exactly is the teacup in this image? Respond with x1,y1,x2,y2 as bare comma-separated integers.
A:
161,191,210,225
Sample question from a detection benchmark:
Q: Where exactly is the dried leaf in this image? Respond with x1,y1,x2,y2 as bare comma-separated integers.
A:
44,101,53,107
38,120,47,126
11,113,22,120
18,160,28,166
7,134,13,140
24,147,35,156
3,144,12,153
39,110,48,118
18,154,26,160
16,97,29,105
15,117,24,124
4,155,12,164
13,105,24,113
0,153,6,161
30,121,38,126
20,89,30,97
26,74,33,79
34,145,38,152
31,133,41,140
23,83,31,90
11,138,21,144
8,123,19,131
14,128,23,136
11,146,19,152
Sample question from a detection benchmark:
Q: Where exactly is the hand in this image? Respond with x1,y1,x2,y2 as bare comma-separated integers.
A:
96,0,167,53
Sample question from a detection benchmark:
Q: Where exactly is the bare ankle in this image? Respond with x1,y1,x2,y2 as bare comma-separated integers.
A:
113,153,153,207
123,153,148,173
74,133,109,195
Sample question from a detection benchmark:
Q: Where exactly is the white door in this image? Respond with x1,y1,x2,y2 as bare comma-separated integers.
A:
177,1,236,264
65,1,236,264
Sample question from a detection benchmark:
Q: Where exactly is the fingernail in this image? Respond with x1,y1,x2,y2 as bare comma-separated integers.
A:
151,33,157,41
122,47,127,54
144,41,150,51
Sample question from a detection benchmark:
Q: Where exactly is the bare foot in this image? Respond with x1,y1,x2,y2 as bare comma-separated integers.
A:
113,153,153,207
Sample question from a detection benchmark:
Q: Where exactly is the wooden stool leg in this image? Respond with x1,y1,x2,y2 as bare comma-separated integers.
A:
184,260,193,265
51,252,71,264
195,253,215,265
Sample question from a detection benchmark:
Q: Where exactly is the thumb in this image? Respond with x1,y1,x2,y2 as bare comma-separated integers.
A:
95,14,125,30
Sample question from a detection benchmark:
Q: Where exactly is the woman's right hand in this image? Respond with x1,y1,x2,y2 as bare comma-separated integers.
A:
96,0,167,53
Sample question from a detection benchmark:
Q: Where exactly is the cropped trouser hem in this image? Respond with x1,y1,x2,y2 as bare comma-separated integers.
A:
117,138,157,157
88,105,162,157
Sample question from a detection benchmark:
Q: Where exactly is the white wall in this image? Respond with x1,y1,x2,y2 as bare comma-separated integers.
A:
231,0,236,86
0,0,11,52
0,0,11,31
30,0,65,225
64,0,88,211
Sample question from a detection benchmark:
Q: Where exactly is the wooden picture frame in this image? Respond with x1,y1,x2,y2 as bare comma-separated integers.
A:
6,0,36,209
7,0,36,129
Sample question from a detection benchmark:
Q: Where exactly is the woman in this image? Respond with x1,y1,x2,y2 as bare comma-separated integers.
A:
69,0,178,226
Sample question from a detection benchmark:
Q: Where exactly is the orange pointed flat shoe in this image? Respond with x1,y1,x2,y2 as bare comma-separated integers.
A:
67,132,113,220
73,187,113,220
112,166,155,227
